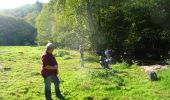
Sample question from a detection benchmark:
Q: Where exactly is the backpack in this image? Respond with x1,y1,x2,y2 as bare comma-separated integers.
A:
148,71,157,81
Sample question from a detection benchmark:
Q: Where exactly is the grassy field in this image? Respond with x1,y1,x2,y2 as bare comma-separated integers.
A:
0,46,170,100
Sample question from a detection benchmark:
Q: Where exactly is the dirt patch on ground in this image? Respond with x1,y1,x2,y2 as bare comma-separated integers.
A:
141,64,167,72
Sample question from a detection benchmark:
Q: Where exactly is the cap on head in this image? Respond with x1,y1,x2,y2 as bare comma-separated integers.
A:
46,43,55,50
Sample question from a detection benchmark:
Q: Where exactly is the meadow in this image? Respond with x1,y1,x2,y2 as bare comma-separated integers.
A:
0,46,170,100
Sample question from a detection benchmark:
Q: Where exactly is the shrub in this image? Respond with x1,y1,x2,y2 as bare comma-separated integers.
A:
84,56,98,62
55,50,70,57
165,59,170,65
113,62,130,69
62,55,72,60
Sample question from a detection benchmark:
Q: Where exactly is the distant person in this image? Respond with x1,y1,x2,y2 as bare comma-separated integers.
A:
99,56,110,69
79,45,84,67
99,56,105,68
41,43,64,100
108,57,113,64
104,58,110,69
105,49,108,58
105,48,111,59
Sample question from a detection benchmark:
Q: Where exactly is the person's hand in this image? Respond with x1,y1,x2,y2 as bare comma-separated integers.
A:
54,65,58,69
44,65,58,70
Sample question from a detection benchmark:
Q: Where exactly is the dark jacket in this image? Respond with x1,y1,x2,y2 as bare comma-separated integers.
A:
41,51,58,77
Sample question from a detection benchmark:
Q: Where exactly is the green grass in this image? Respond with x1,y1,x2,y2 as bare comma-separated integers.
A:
0,46,170,100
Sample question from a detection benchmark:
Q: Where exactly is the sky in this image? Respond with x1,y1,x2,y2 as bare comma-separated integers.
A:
0,0,50,9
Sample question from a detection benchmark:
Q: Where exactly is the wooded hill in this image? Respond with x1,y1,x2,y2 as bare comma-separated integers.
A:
0,1,43,45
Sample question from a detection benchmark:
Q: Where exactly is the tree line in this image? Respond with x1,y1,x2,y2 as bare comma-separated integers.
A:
36,0,170,58
0,0,170,59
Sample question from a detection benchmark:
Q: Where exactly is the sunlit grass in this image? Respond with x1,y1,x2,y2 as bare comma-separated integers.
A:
0,46,170,100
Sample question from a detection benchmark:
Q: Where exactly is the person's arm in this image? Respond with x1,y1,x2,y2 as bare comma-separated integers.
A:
44,65,58,70
45,65,59,75
42,55,58,70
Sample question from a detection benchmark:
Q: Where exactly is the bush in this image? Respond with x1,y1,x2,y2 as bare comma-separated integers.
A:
84,56,98,62
55,50,70,57
113,62,130,69
62,55,72,60
89,70,115,79
165,59,170,65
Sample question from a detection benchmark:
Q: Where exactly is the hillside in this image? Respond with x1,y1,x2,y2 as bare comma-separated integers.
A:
0,46,170,99
0,1,43,26
0,15,37,45
0,1,44,46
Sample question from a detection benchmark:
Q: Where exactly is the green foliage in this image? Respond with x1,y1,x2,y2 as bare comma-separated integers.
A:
35,4,54,45
0,15,37,45
36,0,170,57
165,59,170,65
123,0,170,50
158,67,170,89
0,1,44,46
36,0,91,48
62,55,72,60
84,55,98,62
55,50,70,57
114,62,130,69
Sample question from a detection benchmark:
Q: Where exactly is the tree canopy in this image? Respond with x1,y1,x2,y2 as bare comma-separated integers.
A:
36,0,170,54
0,0,170,59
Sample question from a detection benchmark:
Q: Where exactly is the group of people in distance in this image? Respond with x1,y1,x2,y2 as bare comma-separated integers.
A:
79,45,113,69
99,49,113,69
40,43,113,100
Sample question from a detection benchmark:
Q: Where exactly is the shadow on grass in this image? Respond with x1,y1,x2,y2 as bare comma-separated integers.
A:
31,71,40,76
0,97,3,100
88,67,104,70
114,70,128,75
83,96,110,100
4,67,11,71
83,96,94,100
102,97,110,100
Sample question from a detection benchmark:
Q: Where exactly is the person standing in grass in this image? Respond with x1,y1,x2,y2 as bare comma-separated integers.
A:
41,43,64,100
79,45,84,67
